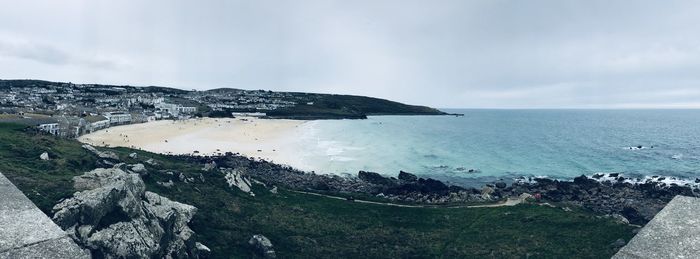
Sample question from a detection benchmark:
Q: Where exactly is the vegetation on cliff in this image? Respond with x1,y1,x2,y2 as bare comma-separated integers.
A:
264,93,446,119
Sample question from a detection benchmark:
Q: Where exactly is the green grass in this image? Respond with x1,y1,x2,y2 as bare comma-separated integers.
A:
0,123,636,258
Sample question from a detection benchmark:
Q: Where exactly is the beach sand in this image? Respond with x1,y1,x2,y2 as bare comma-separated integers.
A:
78,117,309,168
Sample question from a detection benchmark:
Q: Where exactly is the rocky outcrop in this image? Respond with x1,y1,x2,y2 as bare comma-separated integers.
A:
398,171,418,182
145,158,159,165
52,167,204,258
248,234,276,258
40,152,50,160
222,168,254,196
200,154,488,204
358,171,395,186
195,242,211,258
127,163,147,175
504,175,699,224
82,144,119,160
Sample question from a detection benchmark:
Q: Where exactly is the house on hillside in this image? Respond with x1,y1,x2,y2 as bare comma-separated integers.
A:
84,115,110,133
37,121,60,135
104,112,132,125
155,103,197,118
56,116,86,138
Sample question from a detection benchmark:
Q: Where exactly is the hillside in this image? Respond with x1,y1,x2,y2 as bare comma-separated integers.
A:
0,79,447,120
264,93,446,119
0,123,635,258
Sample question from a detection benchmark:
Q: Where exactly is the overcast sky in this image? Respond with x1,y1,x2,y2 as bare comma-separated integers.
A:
1,0,699,108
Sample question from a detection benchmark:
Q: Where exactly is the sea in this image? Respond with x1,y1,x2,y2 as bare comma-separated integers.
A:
291,109,700,186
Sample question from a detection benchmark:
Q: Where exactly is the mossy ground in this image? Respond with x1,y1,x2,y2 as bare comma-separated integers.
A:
0,123,635,258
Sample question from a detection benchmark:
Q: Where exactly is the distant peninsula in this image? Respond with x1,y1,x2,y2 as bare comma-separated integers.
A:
0,79,447,120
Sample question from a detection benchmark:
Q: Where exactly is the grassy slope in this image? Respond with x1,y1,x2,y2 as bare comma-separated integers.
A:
267,94,447,119
0,123,635,258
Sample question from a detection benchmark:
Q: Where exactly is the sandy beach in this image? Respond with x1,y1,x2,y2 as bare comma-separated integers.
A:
78,117,309,168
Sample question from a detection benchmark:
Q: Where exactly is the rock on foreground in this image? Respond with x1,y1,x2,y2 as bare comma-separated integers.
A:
0,172,89,259
614,196,700,258
52,167,204,258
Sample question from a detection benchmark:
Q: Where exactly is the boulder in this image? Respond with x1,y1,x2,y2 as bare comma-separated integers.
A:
145,158,158,165
179,173,195,183
40,152,50,160
157,180,175,188
358,171,394,186
481,186,495,199
248,234,276,258
417,178,449,194
270,186,278,194
495,181,507,189
52,167,203,258
223,168,254,196
82,145,119,160
195,242,211,258
127,163,147,175
128,152,138,159
398,171,418,182
518,193,533,202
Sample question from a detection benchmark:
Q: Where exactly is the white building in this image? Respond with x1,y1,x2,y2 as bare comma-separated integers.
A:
104,112,132,125
155,103,197,117
85,116,110,133
232,112,266,117
38,123,59,135
178,106,197,113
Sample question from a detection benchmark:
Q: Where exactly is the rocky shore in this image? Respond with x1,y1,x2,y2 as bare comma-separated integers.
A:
71,145,695,258
187,153,700,225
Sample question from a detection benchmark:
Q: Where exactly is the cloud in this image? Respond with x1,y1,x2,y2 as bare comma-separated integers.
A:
0,37,123,70
0,0,699,108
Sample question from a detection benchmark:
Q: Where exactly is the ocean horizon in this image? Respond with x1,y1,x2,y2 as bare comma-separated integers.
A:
292,109,700,185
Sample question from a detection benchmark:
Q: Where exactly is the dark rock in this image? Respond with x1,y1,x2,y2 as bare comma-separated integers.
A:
358,171,394,186
398,171,418,182
495,182,507,189
418,178,449,194
534,178,554,184
621,207,645,225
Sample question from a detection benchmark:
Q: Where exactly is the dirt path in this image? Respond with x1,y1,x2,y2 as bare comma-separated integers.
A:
291,190,524,209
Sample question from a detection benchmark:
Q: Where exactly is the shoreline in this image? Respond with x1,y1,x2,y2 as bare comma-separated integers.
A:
78,117,700,191
78,117,310,169
161,152,697,225
77,116,700,225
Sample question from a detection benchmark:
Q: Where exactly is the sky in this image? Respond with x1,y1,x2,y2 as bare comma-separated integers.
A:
1,0,700,108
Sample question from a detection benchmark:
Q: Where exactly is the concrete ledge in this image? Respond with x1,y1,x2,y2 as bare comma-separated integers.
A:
613,195,700,259
0,173,89,259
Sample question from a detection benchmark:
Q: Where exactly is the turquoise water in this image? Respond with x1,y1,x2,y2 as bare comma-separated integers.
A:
295,109,700,183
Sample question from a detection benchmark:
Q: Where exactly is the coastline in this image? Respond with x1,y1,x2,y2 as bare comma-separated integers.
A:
76,116,700,225
78,117,309,169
